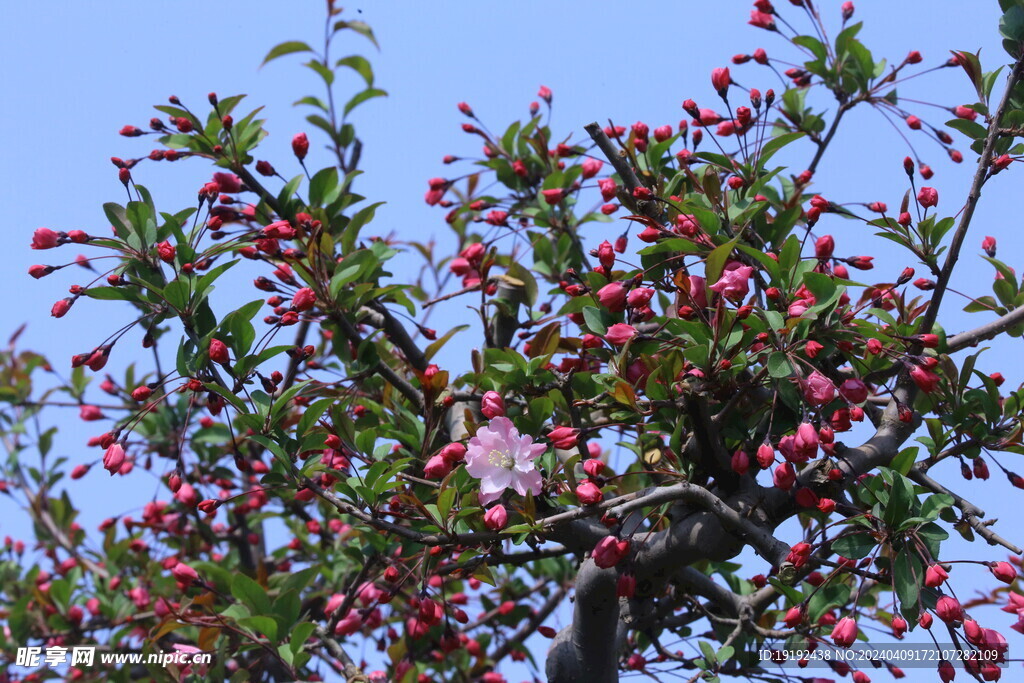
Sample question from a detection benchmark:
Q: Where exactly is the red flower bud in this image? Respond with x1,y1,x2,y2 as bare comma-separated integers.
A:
209,338,230,365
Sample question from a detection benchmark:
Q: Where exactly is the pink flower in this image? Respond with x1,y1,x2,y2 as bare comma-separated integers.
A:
51,298,73,318
484,505,508,530
209,338,230,365
581,158,603,179
31,228,61,250
464,417,546,505
778,423,819,464
935,596,963,624
292,287,316,311
605,323,638,346
548,426,580,449
924,564,949,587
910,365,940,393
749,10,776,30
685,276,709,309
593,536,629,568
103,443,125,475
213,172,242,193
597,282,627,312
627,288,653,308
917,186,938,208
773,462,796,490
171,562,199,584
831,616,858,647
802,371,836,406
576,480,603,505
711,67,731,93
480,391,505,419
292,132,309,160
439,442,467,463
710,265,753,301
541,188,564,205
991,561,1017,584
731,450,750,475
80,405,104,421
838,378,868,404
598,178,618,201
423,454,452,479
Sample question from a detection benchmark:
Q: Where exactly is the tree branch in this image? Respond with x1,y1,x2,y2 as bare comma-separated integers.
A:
907,466,1022,554
919,55,1024,335
946,305,1024,353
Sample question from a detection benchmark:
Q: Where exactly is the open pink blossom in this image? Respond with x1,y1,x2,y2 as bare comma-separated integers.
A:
709,264,753,301
465,417,546,505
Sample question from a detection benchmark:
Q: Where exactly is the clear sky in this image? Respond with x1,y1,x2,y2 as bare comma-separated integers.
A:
2,2,1023,681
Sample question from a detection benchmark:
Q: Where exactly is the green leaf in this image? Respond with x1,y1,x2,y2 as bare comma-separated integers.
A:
582,306,608,335
758,132,805,170
290,623,317,655
831,531,876,559
883,472,915,528
239,616,278,642
309,167,340,207
890,447,918,476
706,237,739,285
333,20,379,49
767,352,794,378
232,574,272,615
262,41,314,66
343,88,388,117
336,55,374,86
920,493,954,522
894,548,922,621
342,201,384,253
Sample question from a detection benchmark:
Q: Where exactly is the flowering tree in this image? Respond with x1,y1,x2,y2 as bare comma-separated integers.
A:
9,1,1024,681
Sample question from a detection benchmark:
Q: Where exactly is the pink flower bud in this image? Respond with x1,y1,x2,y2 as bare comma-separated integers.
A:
802,371,836,406
480,391,505,419
171,562,199,584
423,454,452,479
592,536,629,568
103,443,125,475
991,561,1017,584
292,287,316,312
581,158,603,179
711,67,731,93
604,323,637,346
831,616,858,647
576,480,603,505
917,187,938,208
31,228,61,250
439,442,467,463
292,132,309,161
597,282,628,312
209,338,230,365
484,505,508,531
892,615,908,638
548,426,580,450
731,449,750,475
935,596,963,624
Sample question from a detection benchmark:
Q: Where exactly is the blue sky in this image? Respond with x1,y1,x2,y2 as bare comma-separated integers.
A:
2,1,1023,681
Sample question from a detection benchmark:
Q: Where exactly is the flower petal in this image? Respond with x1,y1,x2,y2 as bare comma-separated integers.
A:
511,469,543,497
